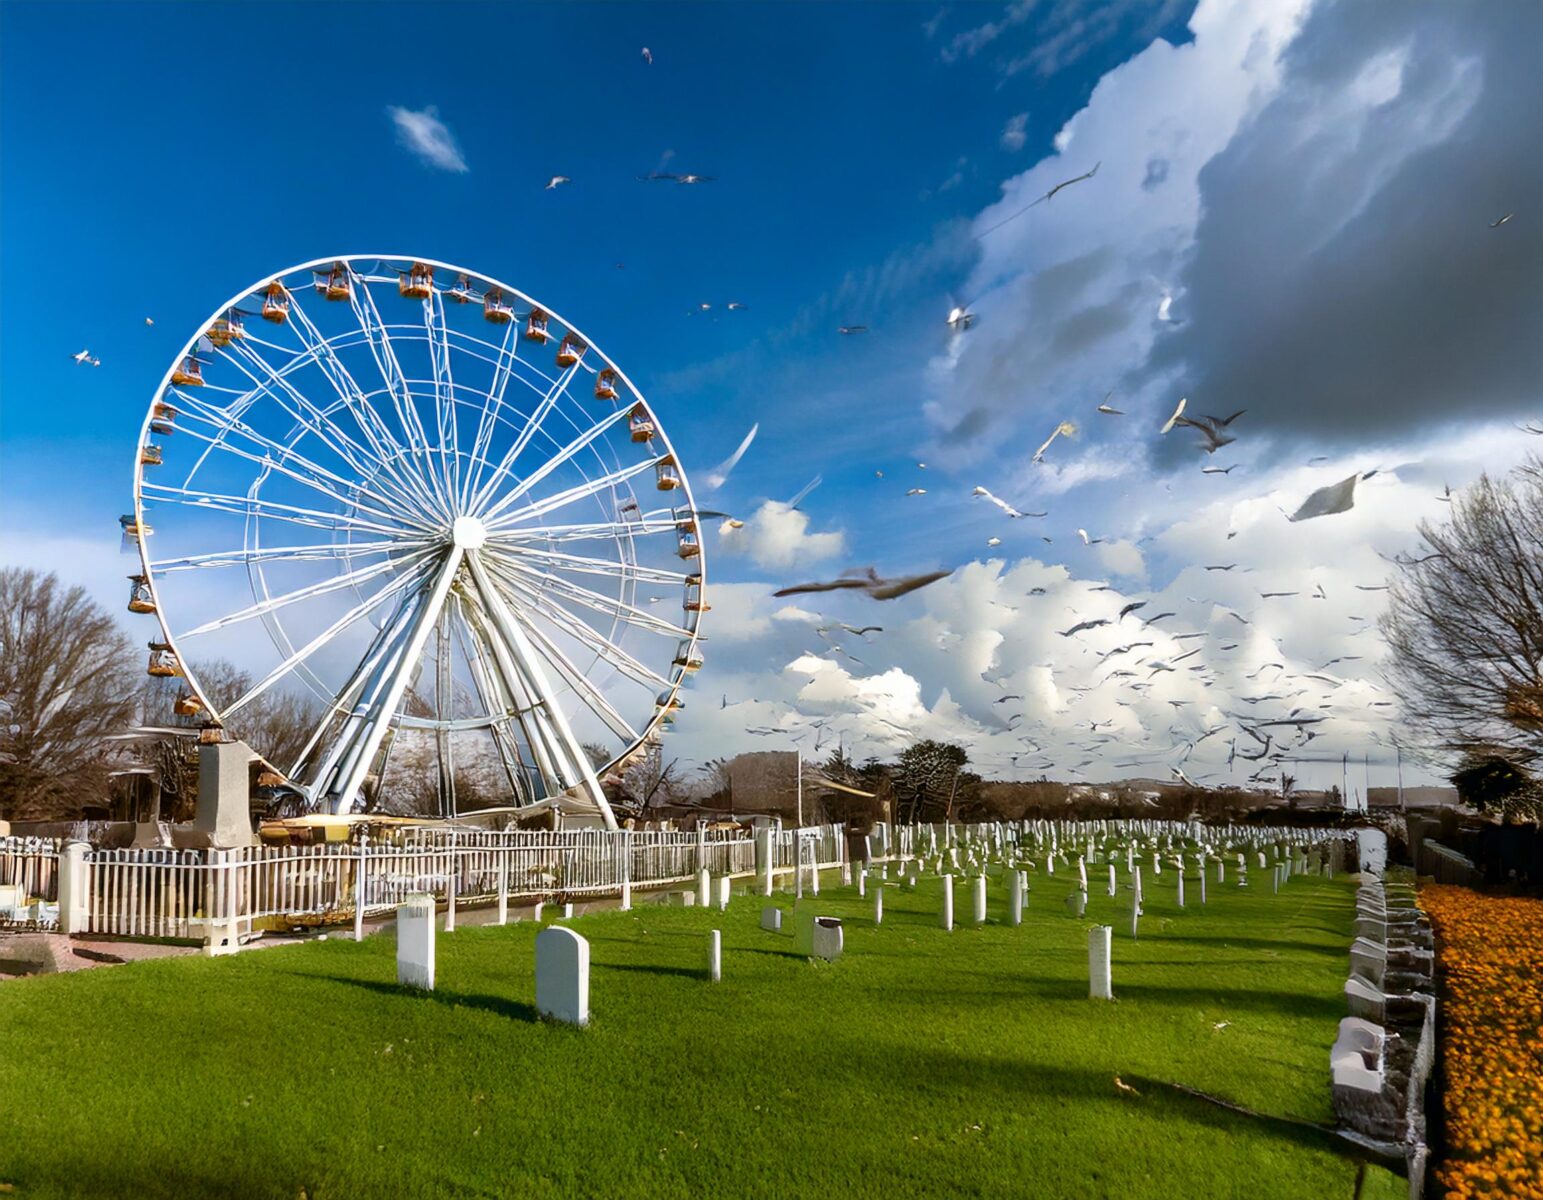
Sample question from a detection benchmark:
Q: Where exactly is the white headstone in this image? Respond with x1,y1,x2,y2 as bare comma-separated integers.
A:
561,902,575,920
1107,863,1117,897
761,906,782,932
715,874,731,912
1088,925,1113,1000
1176,872,1184,908
874,886,884,926
857,869,867,898
697,868,711,909
940,874,954,930
535,926,590,1027
707,929,721,982
972,874,987,926
620,878,632,912
811,916,843,962
396,893,436,991
1008,871,1023,926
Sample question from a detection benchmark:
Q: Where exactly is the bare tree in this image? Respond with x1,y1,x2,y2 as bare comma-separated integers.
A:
0,568,137,820
1382,458,1543,779
618,742,680,819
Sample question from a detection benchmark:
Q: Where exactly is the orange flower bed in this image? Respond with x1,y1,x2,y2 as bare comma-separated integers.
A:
1422,886,1543,1199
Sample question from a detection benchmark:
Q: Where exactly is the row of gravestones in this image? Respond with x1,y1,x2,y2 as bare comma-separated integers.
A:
1331,872,1435,1191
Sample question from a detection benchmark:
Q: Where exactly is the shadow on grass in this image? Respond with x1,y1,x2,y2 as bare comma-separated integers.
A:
1150,934,1343,957
1112,981,1344,1020
300,974,539,1022
603,962,705,980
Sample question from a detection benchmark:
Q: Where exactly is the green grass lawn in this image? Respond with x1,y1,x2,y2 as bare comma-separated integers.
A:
0,864,1378,1199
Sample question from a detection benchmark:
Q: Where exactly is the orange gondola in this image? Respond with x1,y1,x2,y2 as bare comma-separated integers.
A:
556,333,587,368
170,356,204,387
398,262,434,299
484,287,514,324
524,307,551,343
126,575,156,614
146,642,181,678
629,405,656,443
206,311,246,347
317,263,351,301
261,282,291,323
594,368,619,402
655,456,681,491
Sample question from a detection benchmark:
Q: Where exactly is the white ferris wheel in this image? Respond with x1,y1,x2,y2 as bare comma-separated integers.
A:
123,255,708,827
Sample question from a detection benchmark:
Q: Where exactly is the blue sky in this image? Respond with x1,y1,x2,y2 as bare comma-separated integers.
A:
3,1,1539,794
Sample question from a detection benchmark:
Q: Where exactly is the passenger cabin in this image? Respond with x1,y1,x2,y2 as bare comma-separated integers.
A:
523,307,551,343
483,287,514,324
119,514,151,540
449,274,475,303
684,576,709,613
139,444,163,467
655,690,684,713
629,406,656,443
146,643,181,678
206,312,245,347
126,576,156,614
261,283,290,324
594,368,619,402
171,356,204,387
556,333,587,368
149,403,177,437
673,643,704,673
676,524,700,559
172,692,204,718
655,456,681,491
399,262,434,299
319,263,351,301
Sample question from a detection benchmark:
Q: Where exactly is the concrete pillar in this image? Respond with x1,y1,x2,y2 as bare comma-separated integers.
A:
972,874,987,926
940,875,954,930
194,740,257,849
707,929,721,982
535,926,590,1027
1089,926,1113,1000
57,840,90,936
397,893,436,990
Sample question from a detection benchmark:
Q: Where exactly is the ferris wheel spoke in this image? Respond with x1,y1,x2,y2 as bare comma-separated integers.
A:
349,280,452,513
475,405,638,526
282,296,440,513
466,362,584,515
425,293,462,503
167,411,437,532
482,558,671,689
222,339,444,523
495,560,692,640
483,454,666,533
222,555,438,720
142,481,427,538
511,608,641,743
175,547,438,639
499,515,681,544
151,539,415,574
458,320,520,513
484,542,690,586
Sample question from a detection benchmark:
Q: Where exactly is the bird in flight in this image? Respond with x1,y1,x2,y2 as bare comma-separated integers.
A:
1059,618,1110,637
1076,528,1105,546
1289,471,1367,522
726,301,748,311
676,174,715,185
1490,213,1513,228
1096,393,1124,415
1160,397,1187,434
774,567,951,601
838,325,868,335
546,176,571,189
703,423,759,490
71,348,100,366
1201,465,1239,475
1173,409,1245,454
641,47,653,64
973,486,1041,519
1033,420,1077,463
143,317,154,326
905,488,927,497
1032,162,1100,206
946,305,976,332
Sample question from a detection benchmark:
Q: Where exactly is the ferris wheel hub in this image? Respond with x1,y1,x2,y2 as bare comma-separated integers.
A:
451,515,488,550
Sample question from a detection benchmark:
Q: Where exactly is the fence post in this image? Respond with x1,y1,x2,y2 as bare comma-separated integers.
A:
445,831,458,933
497,847,510,925
58,841,90,935
619,831,632,911
354,833,368,942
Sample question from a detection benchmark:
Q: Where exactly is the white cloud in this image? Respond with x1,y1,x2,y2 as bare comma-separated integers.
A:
1001,112,1029,152
1096,539,1146,579
716,501,844,570
387,105,469,173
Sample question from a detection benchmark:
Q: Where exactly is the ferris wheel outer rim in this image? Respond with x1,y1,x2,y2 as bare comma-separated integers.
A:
132,252,706,790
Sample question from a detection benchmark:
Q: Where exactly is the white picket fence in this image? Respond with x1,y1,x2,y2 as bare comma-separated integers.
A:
0,837,61,930
1,825,840,943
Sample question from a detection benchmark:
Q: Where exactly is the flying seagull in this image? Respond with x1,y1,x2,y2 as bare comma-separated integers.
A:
1289,472,1366,522
641,47,653,64
973,486,1038,519
946,305,976,332
1059,618,1110,637
773,567,951,601
1201,465,1239,475
1160,397,1187,434
786,474,823,509
906,487,927,497
1033,420,1077,463
838,325,868,335
676,174,715,184
1096,393,1124,415
1076,528,1104,546
1119,601,1148,620
726,301,748,311
71,348,100,367
546,176,571,189
703,423,758,490
1032,162,1100,206
1173,410,1245,454
1490,213,1513,228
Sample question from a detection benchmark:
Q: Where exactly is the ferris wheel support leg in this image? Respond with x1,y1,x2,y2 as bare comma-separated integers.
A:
466,551,617,831
321,548,467,814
